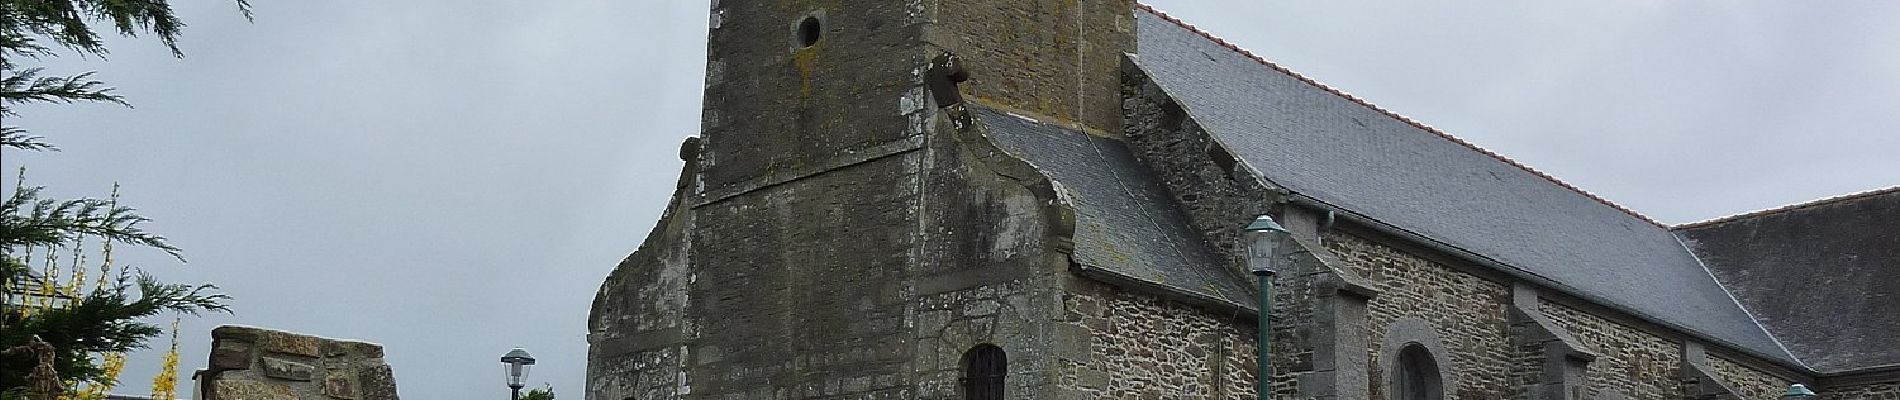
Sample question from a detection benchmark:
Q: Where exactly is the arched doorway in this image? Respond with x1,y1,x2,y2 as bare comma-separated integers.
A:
961,344,1006,400
1391,343,1444,400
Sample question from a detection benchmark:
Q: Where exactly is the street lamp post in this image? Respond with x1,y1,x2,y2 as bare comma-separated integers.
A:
501,348,536,400
1244,215,1289,400
1781,384,1817,400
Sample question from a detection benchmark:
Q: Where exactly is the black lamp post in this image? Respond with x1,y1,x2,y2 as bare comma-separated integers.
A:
501,347,535,400
1244,215,1289,400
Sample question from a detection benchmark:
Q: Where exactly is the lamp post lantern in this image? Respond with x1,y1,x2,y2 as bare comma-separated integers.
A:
1244,215,1289,400
501,348,536,400
1781,384,1817,400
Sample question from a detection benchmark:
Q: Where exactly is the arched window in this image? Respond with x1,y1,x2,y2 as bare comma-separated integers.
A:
1391,343,1444,400
961,344,1006,400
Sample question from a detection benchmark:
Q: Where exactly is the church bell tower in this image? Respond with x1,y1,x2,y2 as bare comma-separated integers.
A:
588,1,1134,399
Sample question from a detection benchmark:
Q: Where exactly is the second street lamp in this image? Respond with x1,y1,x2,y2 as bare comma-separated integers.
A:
1781,384,1818,400
501,347,536,400
1244,214,1289,400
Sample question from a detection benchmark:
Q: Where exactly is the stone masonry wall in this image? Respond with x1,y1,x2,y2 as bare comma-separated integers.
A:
1120,61,1279,278
1509,314,1547,398
202,326,398,400
904,100,1086,399
1056,279,1262,400
685,154,923,399
1324,232,1517,399
587,145,696,400
1823,382,1900,400
929,0,1134,133
1118,58,1312,400
912,281,1065,399
696,0,924,191
1540,300,1684,400
586,347,685,400
1708,354,1796,400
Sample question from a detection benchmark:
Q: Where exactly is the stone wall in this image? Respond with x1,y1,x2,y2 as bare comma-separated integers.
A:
1055,279,1260,400
1540,300,1683,400
906,99,1082,399
585,347,685,400
912,281,1064,399
586,142,697,400
1708,354,1796,400
686,154,924,399
1324,232,1517,399
1119,56,1314,400
929,0,1134,133
696,0,925,191
1507,324,1546,399
201,326,397,400
1119,60,1278,278
1823,382,1900,400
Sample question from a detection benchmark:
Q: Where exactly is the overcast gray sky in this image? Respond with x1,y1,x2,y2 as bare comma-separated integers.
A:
6,1,1896,398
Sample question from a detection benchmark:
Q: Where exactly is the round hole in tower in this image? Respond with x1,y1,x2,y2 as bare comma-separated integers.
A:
797,16,822,48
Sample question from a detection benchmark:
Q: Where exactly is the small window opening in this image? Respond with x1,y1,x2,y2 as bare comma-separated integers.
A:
962,344,1006,400
1392,344,1444,400
797,16,822,48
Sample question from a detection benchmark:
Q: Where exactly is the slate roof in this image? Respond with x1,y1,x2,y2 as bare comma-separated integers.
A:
975,107,1254,310
1676,187,1900,373
1130,6,1800,365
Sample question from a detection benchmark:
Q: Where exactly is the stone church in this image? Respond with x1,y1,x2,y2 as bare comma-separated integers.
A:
585,1,1899,399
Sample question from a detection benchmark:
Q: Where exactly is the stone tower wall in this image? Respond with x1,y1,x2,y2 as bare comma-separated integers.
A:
927,0,1134,133
695,1,925,192
590,1,1137,398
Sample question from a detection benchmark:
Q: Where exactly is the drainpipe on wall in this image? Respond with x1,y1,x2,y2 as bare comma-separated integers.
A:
1245,215,1290,400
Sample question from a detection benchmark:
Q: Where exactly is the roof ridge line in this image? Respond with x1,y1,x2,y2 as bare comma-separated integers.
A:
1132,3,1665,227
1673,185,1900,229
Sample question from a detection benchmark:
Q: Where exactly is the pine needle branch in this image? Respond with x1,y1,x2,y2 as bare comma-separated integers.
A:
0,67,129,108
1,127,59,152
1,186,182,261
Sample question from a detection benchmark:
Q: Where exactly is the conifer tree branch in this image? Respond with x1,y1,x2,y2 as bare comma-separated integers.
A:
1,127,59,152
1,185,182,260
0,67,129,108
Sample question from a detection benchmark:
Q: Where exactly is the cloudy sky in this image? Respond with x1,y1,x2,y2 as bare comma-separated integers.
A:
7,0,1895,398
